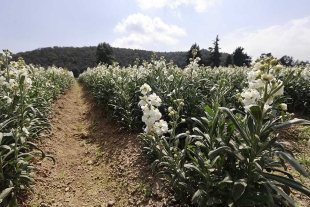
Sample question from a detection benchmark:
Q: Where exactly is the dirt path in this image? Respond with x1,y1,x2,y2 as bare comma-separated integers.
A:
26,82,169,207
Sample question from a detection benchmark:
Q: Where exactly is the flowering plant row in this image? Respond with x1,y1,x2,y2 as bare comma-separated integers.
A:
79,55,310,206
79,56,248,130
0,50,74,206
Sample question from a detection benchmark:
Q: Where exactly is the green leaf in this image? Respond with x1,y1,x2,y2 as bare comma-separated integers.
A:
207,197,222,205
257,137,277,154
267,182,295,206
184,164,205,177
0,187,14,203
261,172,310,197
232,179,247,201
204,105,214,117
270,151,308,177
248,105,262,125
208,146,232,160
235,194,270,206
219,107,250,145
272,119,310,131
192,189,206,204
19,175,35,183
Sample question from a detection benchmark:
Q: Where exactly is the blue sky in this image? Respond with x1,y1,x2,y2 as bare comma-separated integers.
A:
1,0,310,60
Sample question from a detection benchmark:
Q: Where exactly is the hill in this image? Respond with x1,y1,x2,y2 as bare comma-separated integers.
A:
13,46,229,77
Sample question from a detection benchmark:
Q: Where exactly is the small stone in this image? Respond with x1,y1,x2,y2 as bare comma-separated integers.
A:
87,160,93,165
65,187,70,192
81,132,88,139
107,200,115,206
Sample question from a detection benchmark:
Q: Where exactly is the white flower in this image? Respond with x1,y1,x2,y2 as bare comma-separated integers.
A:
3,96,12,104
22,127,30,136
153,120,169,136
140,83,152,95
248,79,265,89
138,96,149,106
263,103,271,114
167,75,174,81
279,103,287,111
247,70,261,81
192,70,198,78
148,93,162,107
0,76,5,85
262,73,274,82
273,81,284,97
241,89,260,106
142,107,162,126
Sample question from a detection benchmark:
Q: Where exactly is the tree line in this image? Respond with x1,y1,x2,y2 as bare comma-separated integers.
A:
12,38,309,77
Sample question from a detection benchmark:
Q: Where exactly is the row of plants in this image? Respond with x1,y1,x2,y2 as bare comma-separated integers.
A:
0,49,75,206
79,54,310,206
79,54,310,131
79,55,248,130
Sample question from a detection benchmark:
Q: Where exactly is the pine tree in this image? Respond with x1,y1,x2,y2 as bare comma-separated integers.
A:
208,35,221,67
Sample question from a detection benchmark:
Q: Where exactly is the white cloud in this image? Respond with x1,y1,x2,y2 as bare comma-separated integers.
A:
112,13,186,49
135,0,221,13
221,16,310,61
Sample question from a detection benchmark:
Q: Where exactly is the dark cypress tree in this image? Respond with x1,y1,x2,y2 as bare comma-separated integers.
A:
96,42,116,65
186,43,202,65
232,47,252,67
209,35,221,67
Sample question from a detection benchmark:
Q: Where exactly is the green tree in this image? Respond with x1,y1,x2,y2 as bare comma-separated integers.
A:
224,54,233,66
279,55,294,66
260,52,274,59
96,42,116,65
186,43,201,65
208,35,221,67
232,47,252,67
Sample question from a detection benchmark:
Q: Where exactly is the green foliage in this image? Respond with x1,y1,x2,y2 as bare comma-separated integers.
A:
12,46,230,77
279,55,294,67
80,55,310,206
224,54,233,67
0,49,74,206
233,47,252,67
96,42,116,65
79,55,246,130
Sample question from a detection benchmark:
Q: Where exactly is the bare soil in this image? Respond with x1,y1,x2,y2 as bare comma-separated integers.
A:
24,82,172,207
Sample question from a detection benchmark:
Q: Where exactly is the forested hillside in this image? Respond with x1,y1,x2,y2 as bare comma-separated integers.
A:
12,46,228,77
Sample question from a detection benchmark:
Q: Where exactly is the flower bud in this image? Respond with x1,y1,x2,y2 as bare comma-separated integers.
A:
279,103,287,111
270,59,277,66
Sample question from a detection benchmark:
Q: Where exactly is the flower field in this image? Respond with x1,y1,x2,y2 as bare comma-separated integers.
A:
0,50,74,205
79,55,310,206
